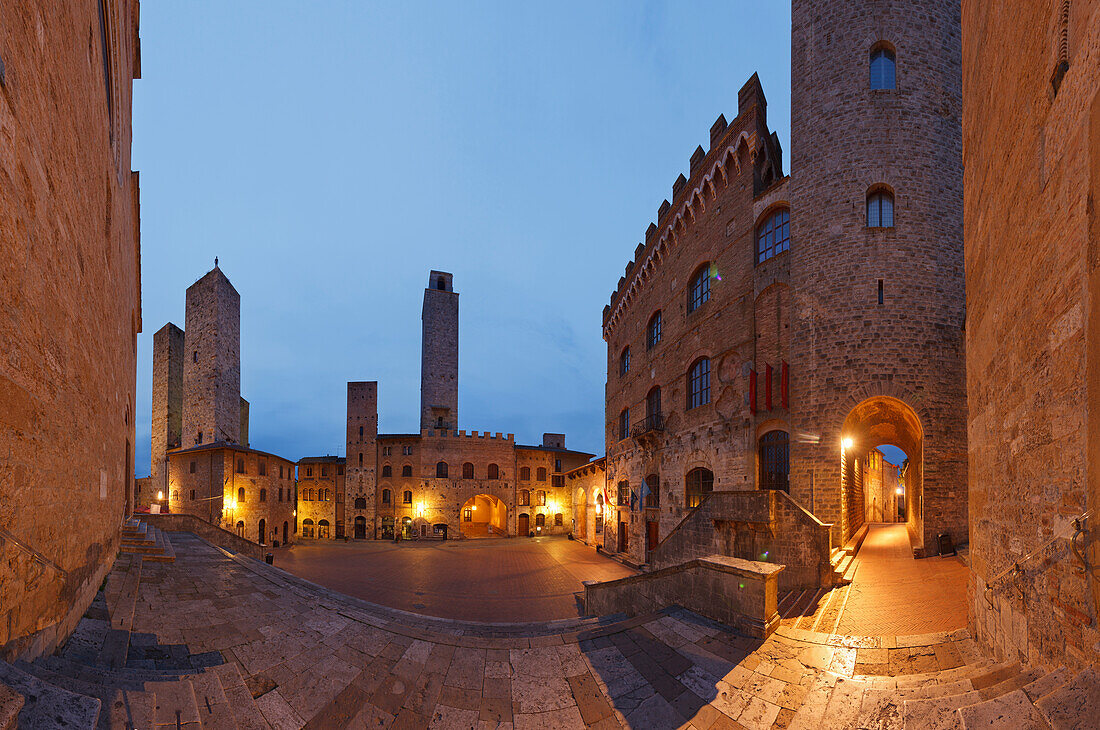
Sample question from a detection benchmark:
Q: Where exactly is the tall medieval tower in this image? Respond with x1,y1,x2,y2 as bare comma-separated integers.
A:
181,266,242,448
788,1,967,554
420,271,459,430
150,323,184,495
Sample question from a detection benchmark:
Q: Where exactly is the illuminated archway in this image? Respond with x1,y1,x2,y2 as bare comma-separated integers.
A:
460,494,508,538
574,487,587,541
840,396,924,550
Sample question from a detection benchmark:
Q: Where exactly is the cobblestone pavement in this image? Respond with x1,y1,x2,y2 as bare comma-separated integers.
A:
836,524,969,637
272,537,637,622
11,531,1088,729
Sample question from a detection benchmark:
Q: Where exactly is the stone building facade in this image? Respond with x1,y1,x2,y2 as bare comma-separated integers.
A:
142,266,299,545
598,1,967,568
0,0,141,660
302,273,593,541
962,0,1100,671
298,456,344,539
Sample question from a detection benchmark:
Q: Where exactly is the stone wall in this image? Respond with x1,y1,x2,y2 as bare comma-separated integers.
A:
568,458,607,545
962,0,1100,671
788,0,967,553
420,271,458,430
0,0,140,660
601,76,791,567
345,381,378,538
584,555,784,639
298,456,345,539
650,491,833,591
181,267,241,448
150,323,184,504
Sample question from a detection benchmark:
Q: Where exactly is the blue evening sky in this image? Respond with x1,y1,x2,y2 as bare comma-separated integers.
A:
132,1,798,476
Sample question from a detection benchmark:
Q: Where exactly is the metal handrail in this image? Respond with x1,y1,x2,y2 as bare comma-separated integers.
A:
0,526,67,577
630,413,665,438
984,509,1092,599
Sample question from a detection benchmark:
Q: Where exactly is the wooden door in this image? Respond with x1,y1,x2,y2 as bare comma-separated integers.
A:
618,521,628,552
646,521,659,554
518,513,529,536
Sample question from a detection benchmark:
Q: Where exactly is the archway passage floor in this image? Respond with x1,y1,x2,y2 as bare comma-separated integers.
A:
272,536,636,623
837,523,969,636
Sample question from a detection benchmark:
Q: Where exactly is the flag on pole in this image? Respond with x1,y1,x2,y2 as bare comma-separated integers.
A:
638,477,650,512
630,489,637,511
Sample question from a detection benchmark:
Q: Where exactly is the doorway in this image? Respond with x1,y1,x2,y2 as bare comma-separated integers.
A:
646,520,659,556
354,516,367,539
518,513,530,536
618,520,628,553
459,494,507,538
258,518,266,545
283,521,288,544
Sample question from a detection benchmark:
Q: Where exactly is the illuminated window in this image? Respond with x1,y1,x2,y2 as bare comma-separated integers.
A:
402,464,412,477
688,264,711,313
535,513,546,527
620,347,630,376
537,467,546,482
688,358,710,409
520,490,530,506
756,209,790,264
537,490,546,506
870,46,896,90
520,466,531,481
487,463,499,479
236,458,245,474
403,490,412,504
686,468,714,509
555,513,563,526
463,462,474,479
463,508,472,521
382,464,392,477
867,188,894,227
436,461,448,478
647,311,662,349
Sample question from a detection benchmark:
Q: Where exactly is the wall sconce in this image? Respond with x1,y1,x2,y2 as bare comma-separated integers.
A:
841,437,854,450
157,490,164,501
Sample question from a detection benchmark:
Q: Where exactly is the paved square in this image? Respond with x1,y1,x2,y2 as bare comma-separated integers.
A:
272,536,636,622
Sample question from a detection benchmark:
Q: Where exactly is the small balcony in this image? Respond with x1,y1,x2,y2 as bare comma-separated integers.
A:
631,413,665,447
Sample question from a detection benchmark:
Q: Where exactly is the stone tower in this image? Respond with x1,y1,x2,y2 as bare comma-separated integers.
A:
346,381,378,531
788,1,967,554
151,323,185,495
420,271,458,430
181,266,242,447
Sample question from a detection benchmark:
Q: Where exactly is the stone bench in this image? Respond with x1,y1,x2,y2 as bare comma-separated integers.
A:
583,554,784,638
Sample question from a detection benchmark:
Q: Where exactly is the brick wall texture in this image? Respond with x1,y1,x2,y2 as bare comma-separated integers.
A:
0,0,140,659
420,271,458,430
182,267,241,448
963,0,1100,671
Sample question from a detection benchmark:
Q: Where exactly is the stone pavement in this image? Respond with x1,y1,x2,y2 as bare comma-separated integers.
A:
3,530,1095,729
272,536,636,623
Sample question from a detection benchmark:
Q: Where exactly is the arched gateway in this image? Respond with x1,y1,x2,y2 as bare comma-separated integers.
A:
460,494,507,538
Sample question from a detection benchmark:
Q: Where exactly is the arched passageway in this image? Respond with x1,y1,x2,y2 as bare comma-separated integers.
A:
460,494,508,538
840,396,924,551
574,487,587,541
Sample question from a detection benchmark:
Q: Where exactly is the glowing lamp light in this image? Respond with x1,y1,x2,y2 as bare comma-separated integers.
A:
841,437,854,450
471,505,477,511
895,488,904,496
157,490,164,501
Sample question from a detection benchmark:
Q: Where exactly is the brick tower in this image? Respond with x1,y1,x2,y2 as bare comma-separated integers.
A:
181,266,242,448
788,1,967,554
420,271,459,430
150,323,184,497
346,381,378,537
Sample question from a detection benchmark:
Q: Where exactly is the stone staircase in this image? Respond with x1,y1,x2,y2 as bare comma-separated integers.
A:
119,519,175,563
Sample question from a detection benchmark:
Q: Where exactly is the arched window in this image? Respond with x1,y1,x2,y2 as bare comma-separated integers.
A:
403,490,413,504
555,513,563,526
687,357,710,409
617,481,629,506
402,464,412,477
259,488,267,503
620,347,630,376
619,408,630,440
436,461,448,478
686,467,714,509
646,386,661,429
688,263,711,313
318,519,330,539
487,463,499,479
358,496,370,508
520,466,531,481
237,487,245,503
520,489,530,506
302,518,314,539
359,425,363,438
236,520,245,537
647,311,662,349
756,208,790,264
462,462,474,479
535,513,546,528
536,490,546,506
382,464,392,477
536,467,546,482
759,431,790,492
867,188,895,228
870,46,896,90
323,489,331,501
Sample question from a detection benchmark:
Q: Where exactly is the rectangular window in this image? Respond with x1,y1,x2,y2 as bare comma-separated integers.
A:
236,459,245,474
878,279,884,305
306,467,313,477
189,461,196,474
259,461,267,476
337,465,344,476
321,466,328,477
619,409,630,440
279,465,284,478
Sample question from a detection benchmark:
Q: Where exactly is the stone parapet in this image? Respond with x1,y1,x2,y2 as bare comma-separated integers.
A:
583,554,784,639
142,513,264,561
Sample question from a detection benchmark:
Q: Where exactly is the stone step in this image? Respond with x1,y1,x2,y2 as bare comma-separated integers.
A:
1033,664,1100,729
903,690,982,729
0,659,101,729
976,665,1045,701
209,661,265,728
148,679,202,728
957,688,1052,728
1021,666,1068,703
40,655,195,687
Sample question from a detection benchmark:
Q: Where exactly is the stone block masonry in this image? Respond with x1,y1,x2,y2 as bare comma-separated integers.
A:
0,0,141,660
420,271,458,430
150,323,184,508
181,266,241,448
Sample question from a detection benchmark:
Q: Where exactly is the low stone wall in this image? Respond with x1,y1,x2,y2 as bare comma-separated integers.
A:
142,513,264,561
584,554,784,638
649,490,833,591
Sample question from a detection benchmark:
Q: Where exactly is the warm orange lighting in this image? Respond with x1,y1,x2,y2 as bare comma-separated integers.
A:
157,490,164,501
841,437,854,450
471,505,477,511
895,487,903,496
